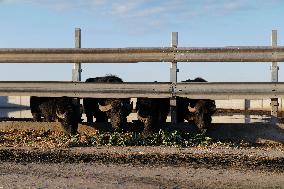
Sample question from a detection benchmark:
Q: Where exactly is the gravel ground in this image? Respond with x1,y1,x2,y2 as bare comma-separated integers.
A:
1,121,284,188
1,161,284,188
1,146,284,188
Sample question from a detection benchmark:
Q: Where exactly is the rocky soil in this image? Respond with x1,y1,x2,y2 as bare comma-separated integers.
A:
1,121,284,188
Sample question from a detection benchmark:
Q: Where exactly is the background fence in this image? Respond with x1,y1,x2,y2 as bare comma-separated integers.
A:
0,29,283,124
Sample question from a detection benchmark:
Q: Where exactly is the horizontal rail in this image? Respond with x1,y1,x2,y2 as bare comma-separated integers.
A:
0,81,283,99
176,82,280,99
0,82,171,98
0,47,284,63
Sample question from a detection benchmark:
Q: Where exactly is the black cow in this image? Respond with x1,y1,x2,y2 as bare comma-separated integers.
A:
83,75,133,130
136,98,170,136
30,96,79,135
177,77,216,132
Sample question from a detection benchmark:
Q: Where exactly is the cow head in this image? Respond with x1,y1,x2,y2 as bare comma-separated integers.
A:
188,100,216,131
55,97,79,135
55,98,70,120
98,99,133,129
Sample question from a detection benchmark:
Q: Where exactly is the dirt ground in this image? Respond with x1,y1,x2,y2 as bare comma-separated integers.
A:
1,145,284,188
1,121,284,188
2,161,284,189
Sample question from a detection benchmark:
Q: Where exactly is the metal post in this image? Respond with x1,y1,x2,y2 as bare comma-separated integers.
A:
170,32,178,124
271,30,279,124
72,28,82,122
244,99,250,123
72,28,82,81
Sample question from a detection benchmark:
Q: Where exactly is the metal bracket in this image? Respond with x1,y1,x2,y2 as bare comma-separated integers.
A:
170,83,177,97
270,66,279,70
270,100,279,107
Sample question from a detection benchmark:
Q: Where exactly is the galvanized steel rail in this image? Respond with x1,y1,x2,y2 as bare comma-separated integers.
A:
0,81,282,100
0,29,283,124
0,82,171,98
0,46,284,63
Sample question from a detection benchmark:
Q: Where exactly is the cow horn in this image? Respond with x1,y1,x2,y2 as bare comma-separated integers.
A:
56,111,66,119
99,103,112,112
188,106,197,113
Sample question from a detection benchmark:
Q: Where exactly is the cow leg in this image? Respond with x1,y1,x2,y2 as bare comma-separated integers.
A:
70,123,79,135
176,97,189,123
203,115,212,130
58,111,78,135
177,112,185,123
86,113,94,123
95,112,108,122
153,112,165,132
109,114,127,131
32,112,42,122
142,117,155,137
61,122,78,136
110,117,118,131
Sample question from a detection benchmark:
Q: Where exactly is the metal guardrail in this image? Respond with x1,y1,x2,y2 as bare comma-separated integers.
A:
0,29,282,123
177,82,281,100
0,81,282,100
0,47,283,63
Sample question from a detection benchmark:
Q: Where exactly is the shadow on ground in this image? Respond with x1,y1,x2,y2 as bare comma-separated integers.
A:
1,121,284,144
71,122,284,144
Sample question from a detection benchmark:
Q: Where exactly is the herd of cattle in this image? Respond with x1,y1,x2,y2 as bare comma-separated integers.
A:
30,75,216,136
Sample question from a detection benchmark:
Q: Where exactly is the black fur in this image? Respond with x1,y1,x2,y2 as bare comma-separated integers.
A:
83,75,132,130
136,98,170,137
30,96,79,135
177,77,216,132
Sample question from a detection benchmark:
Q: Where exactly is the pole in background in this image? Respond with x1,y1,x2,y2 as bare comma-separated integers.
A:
271,29,279,124
170,32,178,125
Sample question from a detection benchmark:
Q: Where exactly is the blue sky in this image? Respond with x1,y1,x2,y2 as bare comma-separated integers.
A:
0,0,283,82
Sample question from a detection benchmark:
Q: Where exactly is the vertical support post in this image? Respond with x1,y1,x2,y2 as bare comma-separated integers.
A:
271,30,279,124
72,28,82,121
170,32,178,125
244,99,250,123
72,28,82,81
